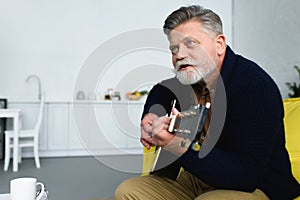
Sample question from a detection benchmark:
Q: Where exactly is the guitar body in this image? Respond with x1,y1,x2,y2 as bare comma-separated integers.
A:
150,147,182,180
150,103,210,180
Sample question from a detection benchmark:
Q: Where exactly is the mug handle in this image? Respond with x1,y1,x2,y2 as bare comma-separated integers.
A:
35,182,45,200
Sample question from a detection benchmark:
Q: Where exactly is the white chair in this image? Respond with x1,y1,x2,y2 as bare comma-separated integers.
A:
4,96,45,171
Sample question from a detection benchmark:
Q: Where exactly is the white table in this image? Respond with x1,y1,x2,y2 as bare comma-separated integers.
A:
0,109,21,172
0,194,9,200
0,193,47,200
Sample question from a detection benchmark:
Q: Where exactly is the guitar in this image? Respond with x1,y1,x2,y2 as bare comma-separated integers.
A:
150,102,211,180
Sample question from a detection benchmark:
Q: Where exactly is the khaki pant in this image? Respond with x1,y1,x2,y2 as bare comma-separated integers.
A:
114,171,269,200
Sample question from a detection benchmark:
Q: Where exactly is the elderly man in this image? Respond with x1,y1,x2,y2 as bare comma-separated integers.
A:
115,5,300,200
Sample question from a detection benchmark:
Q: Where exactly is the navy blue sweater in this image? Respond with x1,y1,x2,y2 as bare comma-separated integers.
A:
142,46,300,199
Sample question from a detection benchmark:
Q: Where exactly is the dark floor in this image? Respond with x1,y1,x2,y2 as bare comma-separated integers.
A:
0,155,142,200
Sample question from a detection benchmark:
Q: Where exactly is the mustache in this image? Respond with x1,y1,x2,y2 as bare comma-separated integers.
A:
175,59,197,71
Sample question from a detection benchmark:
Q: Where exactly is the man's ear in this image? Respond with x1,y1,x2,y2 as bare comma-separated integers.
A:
215,34,226,56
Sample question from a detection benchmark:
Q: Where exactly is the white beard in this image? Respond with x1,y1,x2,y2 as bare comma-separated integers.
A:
174,67,203,85
173,59,217,85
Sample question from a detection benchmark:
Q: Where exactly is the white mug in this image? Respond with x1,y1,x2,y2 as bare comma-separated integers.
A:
10,177,45,200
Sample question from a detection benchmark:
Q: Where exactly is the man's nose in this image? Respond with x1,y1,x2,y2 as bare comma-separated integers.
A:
175,44,188,60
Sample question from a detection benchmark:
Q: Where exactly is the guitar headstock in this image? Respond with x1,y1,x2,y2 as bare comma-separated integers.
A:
168,102,210,142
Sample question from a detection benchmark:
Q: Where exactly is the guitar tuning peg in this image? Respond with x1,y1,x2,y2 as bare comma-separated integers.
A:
183,129,191,134
190,111,196,116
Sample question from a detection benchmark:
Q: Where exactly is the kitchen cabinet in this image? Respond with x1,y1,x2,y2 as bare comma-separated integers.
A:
71,101,143,156
68,103,87,151
7,101,144,157
47,103,69,151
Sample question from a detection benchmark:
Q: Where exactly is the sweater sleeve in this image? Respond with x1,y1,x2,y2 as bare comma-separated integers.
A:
142,78,195,119
142,83,176,118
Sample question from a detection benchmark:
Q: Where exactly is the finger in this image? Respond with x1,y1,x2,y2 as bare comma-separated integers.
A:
140,138,154,149
172,107,181,116
142,113,158,122
141,139,150,149
152,119,169,135
141,124,152,134
154,116,171,125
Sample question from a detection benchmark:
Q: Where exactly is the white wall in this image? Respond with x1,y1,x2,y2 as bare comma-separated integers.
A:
233,0,300,98
0,0,232,102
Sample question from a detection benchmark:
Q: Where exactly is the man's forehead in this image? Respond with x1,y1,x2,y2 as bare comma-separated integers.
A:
168,30,191,43
168,30,198,45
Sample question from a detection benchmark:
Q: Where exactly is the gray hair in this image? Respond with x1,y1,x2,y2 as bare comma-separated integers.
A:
163,5,223,38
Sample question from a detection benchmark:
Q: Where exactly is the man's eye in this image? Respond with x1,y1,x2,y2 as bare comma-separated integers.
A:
186,40,196,47
170,46,178,54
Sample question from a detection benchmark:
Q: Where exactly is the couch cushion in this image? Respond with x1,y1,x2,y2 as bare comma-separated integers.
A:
284,97,300,183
